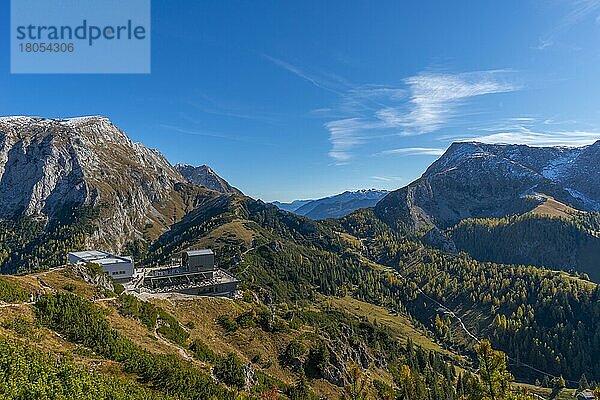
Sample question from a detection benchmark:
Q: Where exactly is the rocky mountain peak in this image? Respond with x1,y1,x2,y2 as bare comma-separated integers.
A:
0,115,214,252
376,140,600,231
175,163,241,195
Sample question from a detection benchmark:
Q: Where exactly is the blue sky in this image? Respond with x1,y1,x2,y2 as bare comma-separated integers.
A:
2,1,600,201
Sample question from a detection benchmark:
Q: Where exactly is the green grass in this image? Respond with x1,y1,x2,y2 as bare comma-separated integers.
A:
0,277,28,303
325,295,461,360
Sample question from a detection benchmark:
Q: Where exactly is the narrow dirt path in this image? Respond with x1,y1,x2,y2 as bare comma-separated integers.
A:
93,297,117,303
152,321,195,362
0,301,34,308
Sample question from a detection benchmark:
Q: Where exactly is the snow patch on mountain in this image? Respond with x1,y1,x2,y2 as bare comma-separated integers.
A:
274,189,389,219
565,188,600,211
541,150,582,181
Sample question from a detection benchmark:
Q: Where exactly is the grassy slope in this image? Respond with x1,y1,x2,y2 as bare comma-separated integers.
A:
0,271,349,398
0,265,483,399
324,296,455,357
528,195,580,219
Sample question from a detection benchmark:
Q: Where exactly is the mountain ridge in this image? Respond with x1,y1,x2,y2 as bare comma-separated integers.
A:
272,189,389,220
175,163,242,195
376,140,600,232
0,115,224,260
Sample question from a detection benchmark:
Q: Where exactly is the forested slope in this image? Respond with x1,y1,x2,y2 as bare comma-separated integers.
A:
449,213,600,280
334,209,600,383
138,194,600,385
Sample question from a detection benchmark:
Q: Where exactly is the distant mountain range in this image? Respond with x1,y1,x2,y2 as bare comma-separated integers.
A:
270,199,312,213
272,189,389,219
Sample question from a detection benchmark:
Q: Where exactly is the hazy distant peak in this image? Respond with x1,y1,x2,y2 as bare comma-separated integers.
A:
272,188,389,219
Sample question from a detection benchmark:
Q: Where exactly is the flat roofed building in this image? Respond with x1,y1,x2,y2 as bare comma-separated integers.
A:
182,249,215,274
145,268,239,297
142,248,239,297
68,250,134,282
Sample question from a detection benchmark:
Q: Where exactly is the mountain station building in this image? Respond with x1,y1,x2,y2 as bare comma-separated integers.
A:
67,250,134,283
141,249,240,297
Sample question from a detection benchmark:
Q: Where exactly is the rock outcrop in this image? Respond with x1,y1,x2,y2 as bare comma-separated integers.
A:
175,164,241,195
0,116,221,252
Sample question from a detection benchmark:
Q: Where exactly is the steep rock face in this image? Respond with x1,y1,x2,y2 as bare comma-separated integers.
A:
375,141,600,231
0,116,218,251
560,141,600,209
175,164,241,195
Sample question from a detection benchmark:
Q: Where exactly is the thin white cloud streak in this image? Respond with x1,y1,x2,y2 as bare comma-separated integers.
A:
160,124,259,144
263,54,344,95
326,71,517,162
457,115,586,135
371,175,403,182
454,128,600,147
538,0,600,49
377,147,446,156
188,101,281,124
556,0,600,32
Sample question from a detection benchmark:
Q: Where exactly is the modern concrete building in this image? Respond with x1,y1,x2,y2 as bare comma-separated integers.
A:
182,249,215,273
142,248,239,297
67,250,134,282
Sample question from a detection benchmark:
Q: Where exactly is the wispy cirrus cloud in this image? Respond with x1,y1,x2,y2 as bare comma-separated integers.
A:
375,71,516,135
265,56,518,163
537,0,600,50
456,128,600,147
376,147,446,157
188,98,281,124
561,0,600,28
371,175,403,182
324,71,518,162
160,124,265,144
324,118,379,162
263,54,346,94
